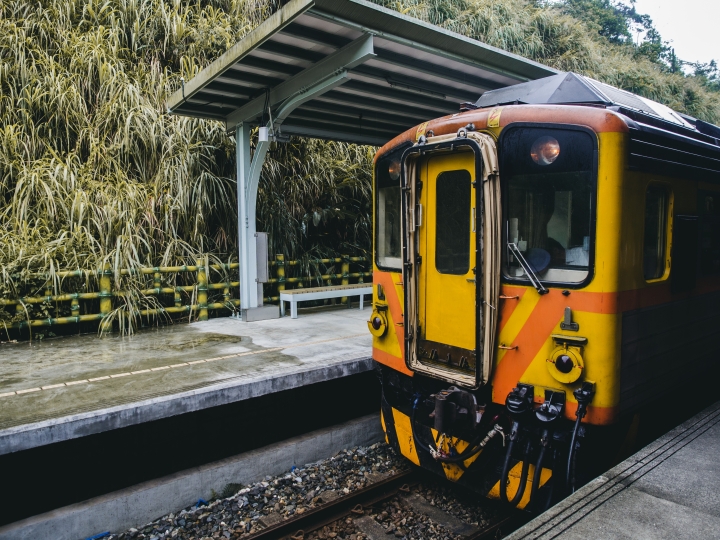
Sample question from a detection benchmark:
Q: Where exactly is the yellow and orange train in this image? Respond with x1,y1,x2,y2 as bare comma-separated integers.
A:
367,72,720,510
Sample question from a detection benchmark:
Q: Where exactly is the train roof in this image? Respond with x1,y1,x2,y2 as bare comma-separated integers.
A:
471,72,720,143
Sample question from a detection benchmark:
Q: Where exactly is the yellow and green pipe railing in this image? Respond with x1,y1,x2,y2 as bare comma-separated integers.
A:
1,255,372,330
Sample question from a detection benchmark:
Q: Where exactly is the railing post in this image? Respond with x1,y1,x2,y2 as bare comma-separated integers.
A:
44,287,55,319
341,254,350,305
196,258,208,321
276,254,285,294
99,263,112,332
71,293,80,320
153,272,161,293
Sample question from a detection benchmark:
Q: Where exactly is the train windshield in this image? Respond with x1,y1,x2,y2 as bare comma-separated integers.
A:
501,126,596,285
375,154,402,270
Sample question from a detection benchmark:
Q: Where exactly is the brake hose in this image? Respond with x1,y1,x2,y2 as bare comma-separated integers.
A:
566,383,594,493
500,433,531,506
411,395,501,464
529,430,549,508
566,414,582,493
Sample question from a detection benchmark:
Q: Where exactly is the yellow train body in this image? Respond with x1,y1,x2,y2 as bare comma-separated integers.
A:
368,98,720,506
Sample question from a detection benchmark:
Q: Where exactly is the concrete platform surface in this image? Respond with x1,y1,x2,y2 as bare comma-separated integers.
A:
0,306,373,454
506,400,720,540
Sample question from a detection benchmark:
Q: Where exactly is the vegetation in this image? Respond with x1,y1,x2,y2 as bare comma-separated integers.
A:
0,0,717,334
0,0,372,332
374,0,720,121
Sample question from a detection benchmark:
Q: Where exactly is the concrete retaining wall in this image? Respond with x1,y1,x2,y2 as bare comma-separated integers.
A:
0,414,383,540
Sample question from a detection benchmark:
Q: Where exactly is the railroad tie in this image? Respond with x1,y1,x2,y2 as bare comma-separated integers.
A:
353,515,389,540
400,492,480,537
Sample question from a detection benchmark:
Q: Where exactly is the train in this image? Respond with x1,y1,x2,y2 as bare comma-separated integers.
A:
367,72,720,511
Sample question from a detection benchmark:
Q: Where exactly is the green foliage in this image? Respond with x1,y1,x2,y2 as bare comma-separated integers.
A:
1,0,718,335
559,0,637,44
0,0,372,332
371,0,720,121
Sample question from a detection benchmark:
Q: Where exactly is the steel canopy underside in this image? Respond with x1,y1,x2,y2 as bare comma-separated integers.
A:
167,0,555,145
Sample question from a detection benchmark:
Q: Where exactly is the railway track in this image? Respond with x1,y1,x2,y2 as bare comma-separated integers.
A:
246,470,527,540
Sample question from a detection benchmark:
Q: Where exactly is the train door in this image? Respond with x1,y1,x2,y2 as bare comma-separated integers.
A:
407,150,480,388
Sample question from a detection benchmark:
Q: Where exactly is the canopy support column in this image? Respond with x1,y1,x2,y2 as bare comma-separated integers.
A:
235,36,374,320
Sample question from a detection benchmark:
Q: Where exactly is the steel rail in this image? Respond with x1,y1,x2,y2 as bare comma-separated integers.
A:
245,469,528,540
245,470,417,540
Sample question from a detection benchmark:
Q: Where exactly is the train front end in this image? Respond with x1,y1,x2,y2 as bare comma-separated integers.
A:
369,104,627,511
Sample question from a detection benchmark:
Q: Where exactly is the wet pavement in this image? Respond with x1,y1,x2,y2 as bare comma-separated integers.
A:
0,305,373,453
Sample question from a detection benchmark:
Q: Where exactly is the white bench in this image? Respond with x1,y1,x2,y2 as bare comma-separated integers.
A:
279,283,372,319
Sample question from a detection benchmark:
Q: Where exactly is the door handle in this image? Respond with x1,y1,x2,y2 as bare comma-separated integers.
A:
466,278,476,283
472,208,476,232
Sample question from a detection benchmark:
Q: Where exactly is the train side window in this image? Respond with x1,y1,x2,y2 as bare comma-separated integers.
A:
699,192,720,274
435,170,471,274
643,185,670,281
376,157,402,270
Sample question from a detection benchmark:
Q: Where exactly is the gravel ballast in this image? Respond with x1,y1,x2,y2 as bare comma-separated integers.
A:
105,443,499,540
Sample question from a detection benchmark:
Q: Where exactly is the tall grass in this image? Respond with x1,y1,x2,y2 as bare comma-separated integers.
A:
373,0,720,123
0,0,373,331
1,0,717,333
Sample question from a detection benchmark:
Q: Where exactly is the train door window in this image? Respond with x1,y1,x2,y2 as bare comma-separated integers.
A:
435,170,471,274
699,192,720,275
376,156,402,270
643,185,670,281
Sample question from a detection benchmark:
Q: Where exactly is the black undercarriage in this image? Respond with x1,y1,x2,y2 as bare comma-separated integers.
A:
378,365,610,512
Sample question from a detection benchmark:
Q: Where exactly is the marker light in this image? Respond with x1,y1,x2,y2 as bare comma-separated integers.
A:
367,309,388,337
555,354,574,374
530,136,560,165
388,159,401,180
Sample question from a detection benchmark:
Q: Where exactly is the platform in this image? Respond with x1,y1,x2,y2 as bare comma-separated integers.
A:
0,305,373,455
507,400,720,540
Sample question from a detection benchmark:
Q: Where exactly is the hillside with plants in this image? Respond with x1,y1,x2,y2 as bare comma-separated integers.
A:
1,0,718,332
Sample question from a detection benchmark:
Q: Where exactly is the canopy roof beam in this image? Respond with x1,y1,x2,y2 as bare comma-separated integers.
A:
227,33,375,130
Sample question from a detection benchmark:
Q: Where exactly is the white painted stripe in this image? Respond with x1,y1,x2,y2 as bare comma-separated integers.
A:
0,332,370,399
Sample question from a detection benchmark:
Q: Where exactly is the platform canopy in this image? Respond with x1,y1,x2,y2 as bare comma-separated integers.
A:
166,0,556,317
167,0,555,145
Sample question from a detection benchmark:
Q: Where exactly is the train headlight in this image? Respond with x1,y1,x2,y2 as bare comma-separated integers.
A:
530,136,560,165
367,308,388,337
547,345,584,383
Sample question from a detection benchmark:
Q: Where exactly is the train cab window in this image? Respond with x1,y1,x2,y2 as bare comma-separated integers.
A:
376,156,402,270
435,170,471,274
644,185,670,280
500,126,595,285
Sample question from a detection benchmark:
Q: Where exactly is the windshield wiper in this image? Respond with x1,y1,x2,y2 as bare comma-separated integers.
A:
508,243,548,295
